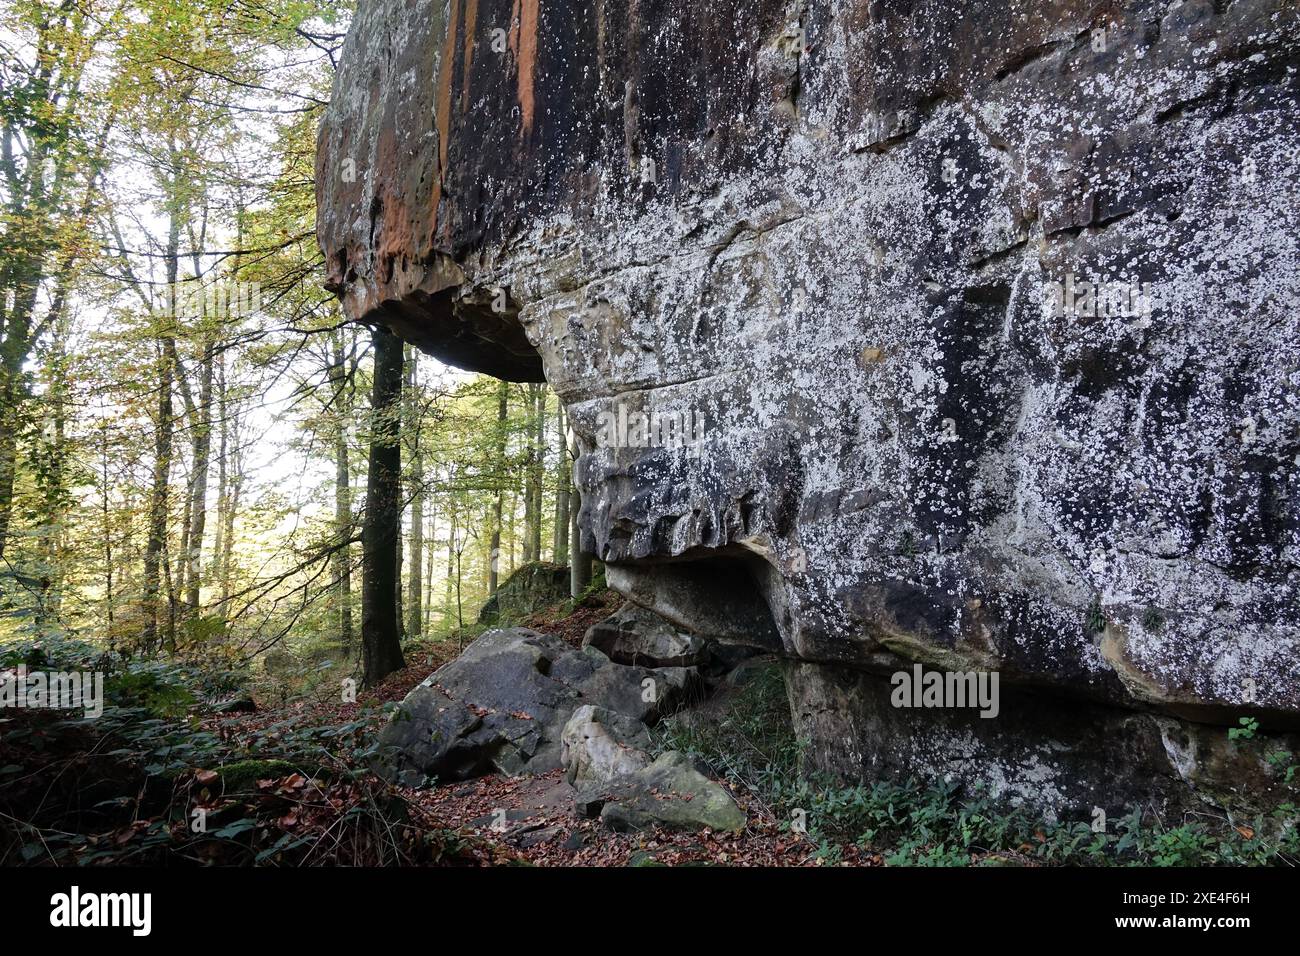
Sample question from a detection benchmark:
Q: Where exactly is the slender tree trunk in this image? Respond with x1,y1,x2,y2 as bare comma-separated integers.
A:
212,353,228,616
404,347,423,639
407,494,423,639
173,347,196,606
33,326,69,630
396,544,406,642
0,216,51,564
0,415,18,564
100,423,114,641
330,331,353,651
455,536,464,637
522,385,537,562
508,486,519,573
143,210,180,652
185,339,214,611
489,380,508,592
445,507,456,629
218,401,242,616
0,282,36,563
422,501,437,635
360,324,406,686
553,404,570,564
570,480,592,598
531,386,545,560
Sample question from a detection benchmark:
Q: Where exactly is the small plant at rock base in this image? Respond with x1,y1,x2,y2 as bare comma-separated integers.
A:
1149,824,1215,867
1229,716,1259,741
898,531,916,558
1085,597,1105,633
1141,606,1164,632
1266,749,1297,784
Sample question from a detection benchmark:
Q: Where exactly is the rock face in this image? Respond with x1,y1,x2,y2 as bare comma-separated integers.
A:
321,1,1300,816
376,629,696,785
476,562,570,625
787,660,1300,821
560,704,653,786
574,752,748,833
583,602,711,668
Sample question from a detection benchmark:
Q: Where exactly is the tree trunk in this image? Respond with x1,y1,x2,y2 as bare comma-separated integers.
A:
522,385,537,563
143,212,181,653
218,396,243,617
0,414,18,564
173,342,196,607
100,423,115,639
330,331,354,651
212,353,227,602
405,346,423,639
553,404,570,564
570,480,592,598
489,380,508,592
360,324,406,686
423,501,437,635
444,507,456,629
0,277,38,564
184,339,215,611
531,385,545,560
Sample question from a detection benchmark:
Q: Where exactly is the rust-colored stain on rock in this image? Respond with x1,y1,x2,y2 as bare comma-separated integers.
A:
461,0,479,110
517,0,539,135
433,0,462,237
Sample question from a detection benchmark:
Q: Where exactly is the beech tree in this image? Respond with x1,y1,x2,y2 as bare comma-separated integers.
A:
0,0,584,685
360,323,404,685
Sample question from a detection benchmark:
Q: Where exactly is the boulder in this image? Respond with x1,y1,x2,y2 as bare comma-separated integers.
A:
560,704,653,787
375,628,698,786
575,752,747,833
583,603,710,669
786,660,1300,822
319,0,1300,816
477,562,570,625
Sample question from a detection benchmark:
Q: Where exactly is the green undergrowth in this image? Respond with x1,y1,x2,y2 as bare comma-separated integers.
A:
556,567,609,617
0,634,496,866
653,660,1300,867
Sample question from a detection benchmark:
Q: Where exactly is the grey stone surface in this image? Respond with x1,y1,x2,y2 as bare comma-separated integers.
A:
583,602,711,668
559,704,653,787
575,752,748,833
786,659,1300,822
375,628,697,785
322,0,1300,813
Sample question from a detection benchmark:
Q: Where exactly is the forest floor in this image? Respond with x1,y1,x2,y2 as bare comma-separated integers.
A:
0,590,835,866
4,592,1295,866
211,632,823,867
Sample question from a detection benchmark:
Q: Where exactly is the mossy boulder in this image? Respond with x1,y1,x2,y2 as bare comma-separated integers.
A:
477,562,570,625
575,751,747,833
217,759,300,792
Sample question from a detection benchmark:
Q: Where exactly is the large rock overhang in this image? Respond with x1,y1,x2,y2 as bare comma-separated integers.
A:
317,0,1300,735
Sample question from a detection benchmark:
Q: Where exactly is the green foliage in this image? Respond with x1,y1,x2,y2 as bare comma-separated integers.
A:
653,662,801,799
1085,597,1105,633
0,636,482,865
764,776,1298,867
1267,750,1297,784
653,664,1298,867
1229,716,1260,740
1147,824,1216,866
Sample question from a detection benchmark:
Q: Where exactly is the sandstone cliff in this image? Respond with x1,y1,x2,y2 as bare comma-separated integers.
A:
318,0,1300,815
